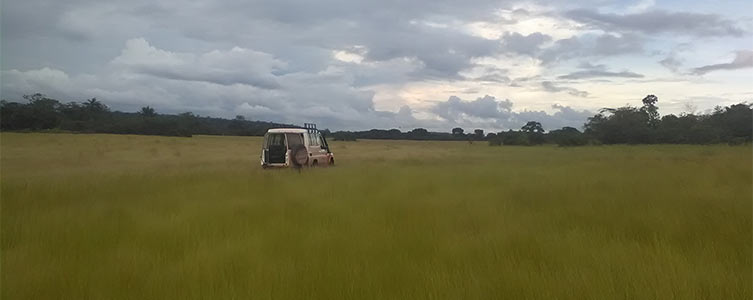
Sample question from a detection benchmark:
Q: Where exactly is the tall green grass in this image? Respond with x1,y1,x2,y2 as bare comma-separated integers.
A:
2,133,751,299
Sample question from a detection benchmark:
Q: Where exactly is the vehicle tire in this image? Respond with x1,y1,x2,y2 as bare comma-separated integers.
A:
312,160,318,166
290,145,308,168
329,158,335,166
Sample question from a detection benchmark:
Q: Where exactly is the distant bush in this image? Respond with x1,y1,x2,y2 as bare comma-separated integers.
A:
727,137,748,146
503,131,531,145
332,132,358,141
549,127,589,147
330,128,471,141
488,124,545,146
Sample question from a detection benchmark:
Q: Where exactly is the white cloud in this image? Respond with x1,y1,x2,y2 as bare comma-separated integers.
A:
466,5,582,41
430,95,593,130
333,50,364,64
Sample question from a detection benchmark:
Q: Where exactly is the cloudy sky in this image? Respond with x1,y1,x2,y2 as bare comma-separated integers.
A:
2,0,752,131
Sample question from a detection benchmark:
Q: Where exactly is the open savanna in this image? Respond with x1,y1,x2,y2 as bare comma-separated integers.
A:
1,133,751,299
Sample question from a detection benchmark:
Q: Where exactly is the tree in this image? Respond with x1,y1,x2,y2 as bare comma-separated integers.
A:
83,98,109,113
407,128,430,140
502,130,531,145
656,114,698,143
519,121,545,145
1,100,36,130
22,93,62,129
140,106,156,117
174,112,198,137
451,127,464,135
710,103,752,142
585,107,653,144
549,127,588,146
387,129,402,139
235,115,245,121
641,94,659,128
521,121,544,133
474,129,484,139
410,128,428,135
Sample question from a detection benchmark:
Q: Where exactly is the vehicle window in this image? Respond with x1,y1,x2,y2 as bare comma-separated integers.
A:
308,132,319,146
266,133,285,147
286,133,303,148
318,133,326,148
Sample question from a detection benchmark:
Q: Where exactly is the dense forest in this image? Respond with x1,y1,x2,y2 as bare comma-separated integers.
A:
1,93,751,145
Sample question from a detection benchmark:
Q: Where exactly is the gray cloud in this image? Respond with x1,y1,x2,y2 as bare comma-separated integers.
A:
539,33,644,63
0,63,595,132
430,95,593,130
0,39,419,131
500,32,552,55
473,74,512,84
690,50,753,75
467,67,511,84
566,9,745,37
659,56,683,73
541,81,589,97
558,70,644,80
432,95,513,121
110,39,286,89
592,33,645,56
371,26,495,78
1,65,418,131
2,0,512,81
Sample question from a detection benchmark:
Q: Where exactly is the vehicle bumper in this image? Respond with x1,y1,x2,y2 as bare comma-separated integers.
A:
261,162,289,168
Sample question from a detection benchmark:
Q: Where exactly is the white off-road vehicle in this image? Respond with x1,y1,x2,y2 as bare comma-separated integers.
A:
260,123,334,168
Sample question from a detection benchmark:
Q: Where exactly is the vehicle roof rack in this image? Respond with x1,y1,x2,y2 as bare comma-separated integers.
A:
304,123,317,133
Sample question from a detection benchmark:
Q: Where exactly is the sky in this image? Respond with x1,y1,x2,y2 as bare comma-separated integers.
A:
2,0,752,131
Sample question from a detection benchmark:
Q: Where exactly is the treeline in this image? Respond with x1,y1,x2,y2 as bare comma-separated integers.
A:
330,128,488,142
330,122,583,145
0,94,293,137
489,95,751,146
2,93,750,145
332,95,751,146
583,96,751,145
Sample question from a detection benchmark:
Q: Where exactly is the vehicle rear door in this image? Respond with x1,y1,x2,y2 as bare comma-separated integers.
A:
265,133,287,164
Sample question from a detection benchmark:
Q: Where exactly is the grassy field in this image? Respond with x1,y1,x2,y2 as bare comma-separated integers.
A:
1,133,751,299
